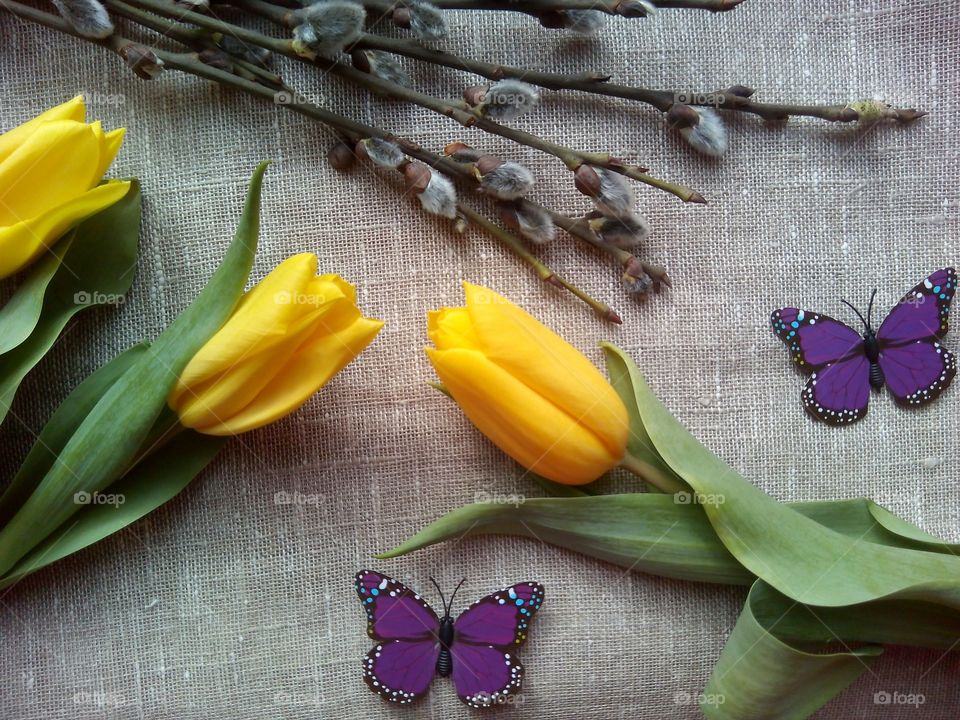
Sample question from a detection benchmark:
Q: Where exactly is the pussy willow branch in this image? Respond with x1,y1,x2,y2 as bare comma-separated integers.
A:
110,0,704,202
239,0,921,124
357,0,740,16
2,0,621,321
102,0,666,289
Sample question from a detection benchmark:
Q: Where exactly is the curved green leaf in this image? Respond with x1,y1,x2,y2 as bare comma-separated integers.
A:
0,430,226,589
703,581,882,720
0,162,269,575
601,342,960,610
0,343,148,526
0,180,141,426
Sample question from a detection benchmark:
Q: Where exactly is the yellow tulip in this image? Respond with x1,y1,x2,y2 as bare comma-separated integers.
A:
426,282,629,485
0,96,131,279
169,253,384,435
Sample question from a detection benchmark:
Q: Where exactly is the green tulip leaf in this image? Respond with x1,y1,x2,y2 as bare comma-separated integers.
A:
600,342,960,610
0,342,148,527
0,162,269,575
0,180,141,426
703,581,882,720
0,429,226,589
0,232,75,355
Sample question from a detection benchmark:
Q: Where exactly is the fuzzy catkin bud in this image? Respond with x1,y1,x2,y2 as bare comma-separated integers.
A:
622,270,654,295
589,212,650,249
563,10,606,35
676,107,729,157
443,142,483,163
499,202,555,245
292,1,365,57
620,0,656,17
352,50,412,89
357,138,406,169
577,168,635,219
407,1,447,39
416,169,458,219
479,161,535,200
474,80,540,122
327,141,356,170
219,35,272,66
119,43,164,79
52,0,114,39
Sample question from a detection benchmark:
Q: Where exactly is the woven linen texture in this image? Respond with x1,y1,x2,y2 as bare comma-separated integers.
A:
1,1,958,718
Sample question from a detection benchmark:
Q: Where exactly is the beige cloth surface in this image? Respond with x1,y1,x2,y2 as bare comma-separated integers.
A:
1,0,959,718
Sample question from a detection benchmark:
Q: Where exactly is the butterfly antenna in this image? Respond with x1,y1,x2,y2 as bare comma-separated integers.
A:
866,289,878,329
428,577,447,614
840,298,869,331
447,578,467,615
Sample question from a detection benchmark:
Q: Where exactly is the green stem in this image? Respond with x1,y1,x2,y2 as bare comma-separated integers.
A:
621,450,689,494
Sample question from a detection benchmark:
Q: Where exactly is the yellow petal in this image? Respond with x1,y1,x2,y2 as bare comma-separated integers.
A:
427,307,481,351
199,315,384,435
0,180,131,279
95,126,125,180
0,96,86,164
0,120,103,227
427,347,621,484
176,253,319,390
462,282,628,457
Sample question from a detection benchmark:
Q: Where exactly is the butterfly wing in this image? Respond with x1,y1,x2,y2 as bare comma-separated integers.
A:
877,268,955,345
771,308,863,370
355,570,441,704
450,582,544,707
801,353,872,425
355,569,440,641
363,639,440,705
878,341,957,407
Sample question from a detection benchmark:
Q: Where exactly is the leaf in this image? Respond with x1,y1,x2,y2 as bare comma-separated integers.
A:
702,581,882,720
604,344,683,492
0,232,75,355
0,343,148,527
0,180,142,426
0,162,269,575
600,342,960,610
0,430,226,589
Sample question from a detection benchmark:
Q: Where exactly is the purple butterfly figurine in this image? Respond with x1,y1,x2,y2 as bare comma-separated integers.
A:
354,570,544,707
772,268,957,425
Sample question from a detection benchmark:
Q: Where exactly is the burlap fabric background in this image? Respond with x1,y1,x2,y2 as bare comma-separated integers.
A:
1,1,958,717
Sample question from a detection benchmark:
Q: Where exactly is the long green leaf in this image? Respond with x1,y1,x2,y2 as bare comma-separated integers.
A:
0,343,148,526
0,231,75,354
0,430,226,589
601,342,960,610
0,162,269,575
0,180,141,425
703,581,882,720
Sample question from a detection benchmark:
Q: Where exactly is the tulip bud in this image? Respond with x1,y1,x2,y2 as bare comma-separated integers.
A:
407,0,447,39
51,0,114,39
168,254,383,435
479,161,535,200
0,96,131,278
291,1,365,57
356,138,406,169
669,105,728,157
469,80,540,122
351,49,412,89
499,201,555,245
426,283,629,485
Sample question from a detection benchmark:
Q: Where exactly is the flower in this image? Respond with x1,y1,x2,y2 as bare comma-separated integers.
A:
426,283,628,485
168,253,383,435
0,96,130,279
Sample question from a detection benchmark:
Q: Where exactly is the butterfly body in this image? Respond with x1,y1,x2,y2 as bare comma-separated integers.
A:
772,269,957,425
436,615,454,676
355,570,544,707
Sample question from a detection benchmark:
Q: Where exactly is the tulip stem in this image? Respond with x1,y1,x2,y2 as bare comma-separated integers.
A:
620,451,689,494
